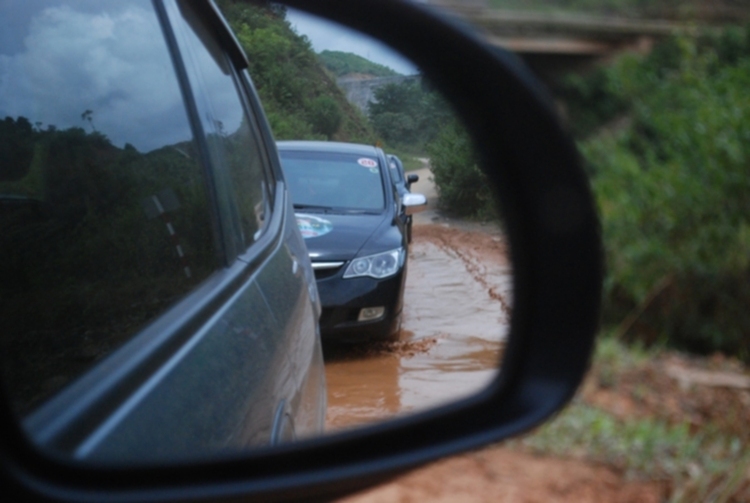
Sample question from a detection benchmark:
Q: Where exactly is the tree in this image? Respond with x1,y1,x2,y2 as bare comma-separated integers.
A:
586,31,750,359
308,96,343,139
427,118,494,219
368,79,450,149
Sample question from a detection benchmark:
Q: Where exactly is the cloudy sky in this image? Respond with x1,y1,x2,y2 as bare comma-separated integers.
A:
285,8,419,75
0,1,197,152
0,2,418,154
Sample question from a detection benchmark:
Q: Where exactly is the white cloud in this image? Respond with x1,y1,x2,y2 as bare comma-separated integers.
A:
0,3,191,152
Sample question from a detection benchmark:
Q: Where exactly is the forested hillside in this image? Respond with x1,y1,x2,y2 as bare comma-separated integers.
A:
215,0,375,142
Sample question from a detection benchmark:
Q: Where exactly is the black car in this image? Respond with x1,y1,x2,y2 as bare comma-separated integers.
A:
387,154,421,242
277,141,427,341
0,0,325,462
387,154,420,196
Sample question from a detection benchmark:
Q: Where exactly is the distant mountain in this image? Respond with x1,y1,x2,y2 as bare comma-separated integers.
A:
318,50,400,78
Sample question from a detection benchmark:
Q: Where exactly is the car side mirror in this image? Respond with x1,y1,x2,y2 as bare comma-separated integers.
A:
0,0,602,501
402,192,428,215
406,173,419,185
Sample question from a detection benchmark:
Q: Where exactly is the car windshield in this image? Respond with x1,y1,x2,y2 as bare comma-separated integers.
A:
280,150,386,212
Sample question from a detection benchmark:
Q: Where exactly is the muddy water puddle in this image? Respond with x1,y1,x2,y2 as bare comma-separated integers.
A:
324,225,511,431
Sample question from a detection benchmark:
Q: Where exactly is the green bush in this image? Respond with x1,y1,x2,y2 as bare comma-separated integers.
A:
308,95,343,139
368,79,451,150
558,67,628,139
586,31,750,359
426,119,496,219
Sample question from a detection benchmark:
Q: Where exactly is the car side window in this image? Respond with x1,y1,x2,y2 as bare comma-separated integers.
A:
0,0,216,416
166,0,273,257
388,158,404,184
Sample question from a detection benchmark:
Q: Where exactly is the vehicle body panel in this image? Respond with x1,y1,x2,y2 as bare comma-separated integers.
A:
1,0,325,463
296,213,391,261
388,154,419,242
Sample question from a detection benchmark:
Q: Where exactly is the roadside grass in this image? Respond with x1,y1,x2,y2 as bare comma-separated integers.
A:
384,146,425,171
509,335,750,502
595,330,654,370
399,156,424,172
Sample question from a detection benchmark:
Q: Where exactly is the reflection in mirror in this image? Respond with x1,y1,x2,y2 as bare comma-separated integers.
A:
0,0,216,416
0,0,510,463
280,7,511,432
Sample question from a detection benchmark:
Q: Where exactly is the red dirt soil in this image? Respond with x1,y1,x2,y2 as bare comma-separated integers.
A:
335,223,750,503
338,448,667,503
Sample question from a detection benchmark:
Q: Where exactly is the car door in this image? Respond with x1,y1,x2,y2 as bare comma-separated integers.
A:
0,0,323,464
380,152,409,239
162,0,325,447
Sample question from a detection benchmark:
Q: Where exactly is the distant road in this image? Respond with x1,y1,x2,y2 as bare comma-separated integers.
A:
408,161,440,226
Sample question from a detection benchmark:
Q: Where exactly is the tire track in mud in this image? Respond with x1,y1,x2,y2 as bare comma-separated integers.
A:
324,222,511,431
412,224,512,317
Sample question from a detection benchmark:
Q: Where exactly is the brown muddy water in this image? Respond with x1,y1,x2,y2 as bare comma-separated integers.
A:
324,224,512,431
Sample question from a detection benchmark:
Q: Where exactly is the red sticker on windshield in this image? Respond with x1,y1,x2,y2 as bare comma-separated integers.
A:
358,158,377,168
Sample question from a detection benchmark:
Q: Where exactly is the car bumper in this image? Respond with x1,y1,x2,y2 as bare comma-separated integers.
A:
314,265,406,341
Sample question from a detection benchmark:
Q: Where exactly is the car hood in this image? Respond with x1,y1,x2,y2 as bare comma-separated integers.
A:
295,212,389,261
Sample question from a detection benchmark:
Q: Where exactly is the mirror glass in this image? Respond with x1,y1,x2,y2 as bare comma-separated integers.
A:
281,5,511,433
0,0,510,463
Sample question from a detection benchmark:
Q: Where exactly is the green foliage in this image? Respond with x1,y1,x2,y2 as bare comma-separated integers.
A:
385,147,423,172
595,333,654,372
318,50,399,77
558,67,628,139
368,79,451,149
308,95,343,139
366,78,492,218
426,118,496,219
370,111,415,145
518,402,746,486
215,1,375,142
583,28,750,358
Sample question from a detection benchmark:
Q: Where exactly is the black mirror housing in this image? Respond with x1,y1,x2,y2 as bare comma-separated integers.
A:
0,1,602,501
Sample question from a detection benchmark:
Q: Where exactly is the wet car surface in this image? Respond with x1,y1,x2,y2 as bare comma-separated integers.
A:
0,0,326,462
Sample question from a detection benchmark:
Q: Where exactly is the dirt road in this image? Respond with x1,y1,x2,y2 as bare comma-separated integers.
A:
326,166,668,502
324,164,511,429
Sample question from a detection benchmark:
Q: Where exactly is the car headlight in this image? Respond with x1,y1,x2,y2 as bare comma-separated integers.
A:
343,248,404,279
